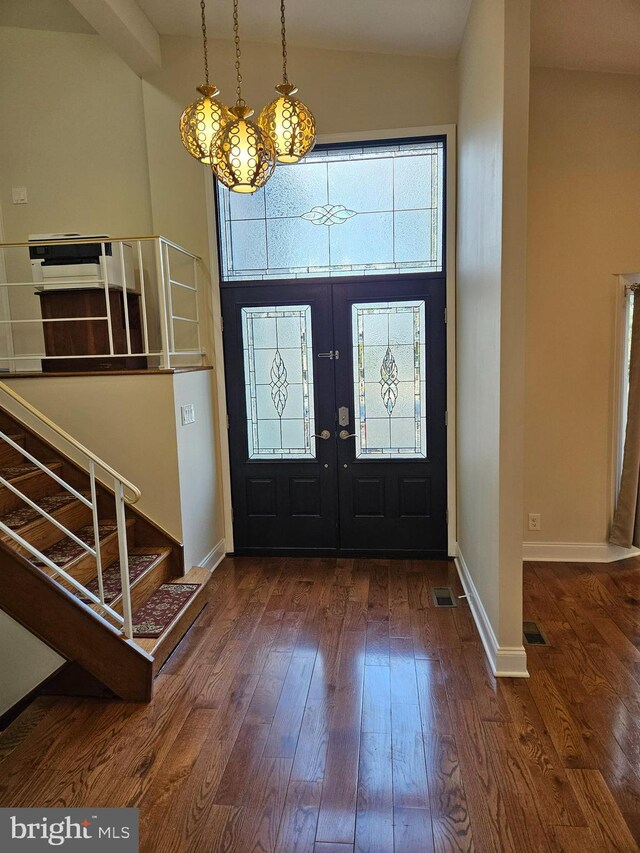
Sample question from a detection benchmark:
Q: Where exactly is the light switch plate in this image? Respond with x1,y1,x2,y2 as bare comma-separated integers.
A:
12,187,28,204
181,403,195,425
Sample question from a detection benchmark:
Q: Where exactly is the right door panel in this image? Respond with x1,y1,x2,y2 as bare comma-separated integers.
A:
333,279,447,556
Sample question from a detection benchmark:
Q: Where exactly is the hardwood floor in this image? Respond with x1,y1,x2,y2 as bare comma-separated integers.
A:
0,556,639,852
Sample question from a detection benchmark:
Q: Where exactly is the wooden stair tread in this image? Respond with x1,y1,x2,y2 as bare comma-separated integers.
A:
133,567,211,661
77,547,172,606
34,518,136,574
0,461,62,484
0,491,90,534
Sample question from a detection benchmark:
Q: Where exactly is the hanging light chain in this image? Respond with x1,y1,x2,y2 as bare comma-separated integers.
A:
200,0,209,84
280,0,288,84
233,0,243,103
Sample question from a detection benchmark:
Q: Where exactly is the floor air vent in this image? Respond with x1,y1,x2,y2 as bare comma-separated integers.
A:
523,621,548,645
432,587,457,607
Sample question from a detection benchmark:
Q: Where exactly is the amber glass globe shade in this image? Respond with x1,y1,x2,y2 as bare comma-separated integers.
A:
211,102,276,193
180,84,231,165
259,83,316,164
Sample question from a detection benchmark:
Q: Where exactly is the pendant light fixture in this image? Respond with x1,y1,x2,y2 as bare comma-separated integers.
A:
259,0,316,164
211,0,276,193
180,0,231,165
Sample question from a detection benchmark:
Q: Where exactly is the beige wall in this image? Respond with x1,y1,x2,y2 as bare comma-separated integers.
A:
3,372,221,568
0,23,461,709
0,611,63,716
0,27,152,241
457,0,529,671
525,67,640,547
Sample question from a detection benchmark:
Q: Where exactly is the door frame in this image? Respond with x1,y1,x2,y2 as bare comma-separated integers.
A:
205,123,458,557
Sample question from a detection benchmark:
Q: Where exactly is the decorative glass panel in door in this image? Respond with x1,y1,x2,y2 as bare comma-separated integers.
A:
242,305,315,459
352,301,426,459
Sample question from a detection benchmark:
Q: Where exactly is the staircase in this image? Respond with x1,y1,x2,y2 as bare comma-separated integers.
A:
0,384,211,702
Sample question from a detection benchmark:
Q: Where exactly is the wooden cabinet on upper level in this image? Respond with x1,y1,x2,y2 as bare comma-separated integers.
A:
36,288,147,372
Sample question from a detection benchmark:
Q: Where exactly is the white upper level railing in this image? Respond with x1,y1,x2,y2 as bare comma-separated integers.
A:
0,235,203,372
0,381,140,637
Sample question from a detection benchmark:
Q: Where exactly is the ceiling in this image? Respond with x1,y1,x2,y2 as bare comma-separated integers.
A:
531,0,640,75
3,0,640,74
136,0,472,59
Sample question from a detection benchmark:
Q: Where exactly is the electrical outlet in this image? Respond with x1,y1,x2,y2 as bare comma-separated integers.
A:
528,513,541,532
181,403,195,425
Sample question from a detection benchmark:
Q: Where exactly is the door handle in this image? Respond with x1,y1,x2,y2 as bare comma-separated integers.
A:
314,429,332,440
339,429,356,440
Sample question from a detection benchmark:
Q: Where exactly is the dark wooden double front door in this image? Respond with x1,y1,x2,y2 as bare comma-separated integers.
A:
222,278,447,557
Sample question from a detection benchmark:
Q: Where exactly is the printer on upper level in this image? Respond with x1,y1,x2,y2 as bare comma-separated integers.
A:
28,233,136,291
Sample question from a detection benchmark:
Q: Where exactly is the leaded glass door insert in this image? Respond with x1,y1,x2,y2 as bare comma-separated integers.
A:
352,301,427,459
242,305,316,459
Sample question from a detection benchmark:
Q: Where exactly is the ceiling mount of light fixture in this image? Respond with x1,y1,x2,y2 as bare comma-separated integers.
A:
259,0,316,164
211,0,276,193
179,0,231,165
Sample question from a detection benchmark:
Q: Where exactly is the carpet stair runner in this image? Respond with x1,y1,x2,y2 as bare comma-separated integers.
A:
2,491,89,531
131,583,199,638
0,423,212,700
77,551,165,604
32,523,118,567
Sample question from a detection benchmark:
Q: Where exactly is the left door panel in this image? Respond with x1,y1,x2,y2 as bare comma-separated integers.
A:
222,284,338,554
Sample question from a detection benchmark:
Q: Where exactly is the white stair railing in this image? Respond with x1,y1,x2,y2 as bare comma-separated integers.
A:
0,235,203,372
0,381,141,638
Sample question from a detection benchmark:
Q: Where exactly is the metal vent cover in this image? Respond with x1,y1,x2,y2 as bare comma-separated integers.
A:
523,621,548,646
432,586,456,608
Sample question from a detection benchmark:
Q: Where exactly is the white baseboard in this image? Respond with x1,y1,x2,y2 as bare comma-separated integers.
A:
454,550,529,678
522,541,640,563
197,538,226,572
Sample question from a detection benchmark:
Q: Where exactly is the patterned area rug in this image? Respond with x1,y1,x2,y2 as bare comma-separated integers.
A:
2,492,88,530
32,523,118,568
77,553,162,604
132,583,199,638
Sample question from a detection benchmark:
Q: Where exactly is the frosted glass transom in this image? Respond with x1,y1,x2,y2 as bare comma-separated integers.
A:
217,139,444,281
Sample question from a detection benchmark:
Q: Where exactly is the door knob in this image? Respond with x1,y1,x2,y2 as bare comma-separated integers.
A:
314,429,331,440
339,429,356,440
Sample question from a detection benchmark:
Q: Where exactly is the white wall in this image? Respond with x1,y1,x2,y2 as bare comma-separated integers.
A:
456,0,529,675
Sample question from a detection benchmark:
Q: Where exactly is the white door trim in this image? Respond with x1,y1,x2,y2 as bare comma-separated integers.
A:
205,124,458,556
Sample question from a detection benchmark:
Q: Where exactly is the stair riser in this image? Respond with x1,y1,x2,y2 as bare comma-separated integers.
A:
150,589,208,675
0,468,64,516
115,555,173,615
80,553,174,618
6,503,94,556
0,438,26,468
64,525,136,585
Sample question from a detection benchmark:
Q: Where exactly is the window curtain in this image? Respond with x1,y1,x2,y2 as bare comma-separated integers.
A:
610,292,640,548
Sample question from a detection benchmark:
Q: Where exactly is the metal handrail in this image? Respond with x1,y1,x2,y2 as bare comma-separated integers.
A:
0,381,141,504
0,235,201,260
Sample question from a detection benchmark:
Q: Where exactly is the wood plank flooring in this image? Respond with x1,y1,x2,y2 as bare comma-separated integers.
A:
0,556,639,852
